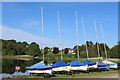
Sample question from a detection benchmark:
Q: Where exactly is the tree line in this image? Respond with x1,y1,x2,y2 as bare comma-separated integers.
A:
0,39,119,58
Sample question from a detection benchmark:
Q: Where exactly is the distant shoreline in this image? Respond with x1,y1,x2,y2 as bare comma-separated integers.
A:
1,55,120,62
2,55,34,60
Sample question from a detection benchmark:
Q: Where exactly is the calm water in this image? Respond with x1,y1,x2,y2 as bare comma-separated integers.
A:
1,58,42,78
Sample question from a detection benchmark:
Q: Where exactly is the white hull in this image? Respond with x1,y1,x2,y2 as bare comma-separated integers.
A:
69,65,88,71
109,64,118,69
27,69,52,74
52,66,70,72
102,60,118,69
88,64,98,69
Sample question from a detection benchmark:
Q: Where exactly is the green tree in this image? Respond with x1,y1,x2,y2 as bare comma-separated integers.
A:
8,50,14,56
53,47,59,54
80,51,87,58
26,42,41,56
16,42,29,55
2,49,7,56
64,48,69,54
44,47,50,54
108,44,120,58
6,40,17,55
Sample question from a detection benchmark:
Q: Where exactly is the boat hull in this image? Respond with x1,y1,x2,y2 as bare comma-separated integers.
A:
69,65,88,71
88,64,98,69
52,66,70,72
27,69,52,74
109,64,118,69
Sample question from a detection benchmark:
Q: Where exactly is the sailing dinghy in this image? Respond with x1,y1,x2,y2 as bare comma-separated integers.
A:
102,60,118,69
51,61,71,74
82,59,97,70
96,59,109,71
67,60,88,72
26,61,52,75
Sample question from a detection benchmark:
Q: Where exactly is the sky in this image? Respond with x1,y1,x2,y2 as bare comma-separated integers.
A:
2,2,118,48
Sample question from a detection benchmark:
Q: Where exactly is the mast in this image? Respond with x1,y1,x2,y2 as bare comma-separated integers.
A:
57,11,62,61
75,11,79,60
100,24,108,59
41,6,44,61
94,18,100,58
81,18,89,59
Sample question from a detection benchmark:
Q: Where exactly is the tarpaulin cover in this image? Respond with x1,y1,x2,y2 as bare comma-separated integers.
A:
109,64,117,67
96,59,109,69
82,59,96,66
26,61,52,70
51,61,69,68
96,59,108,66
98,66,109,69
67,60,85,66
102,60,118,68
102,60,115,64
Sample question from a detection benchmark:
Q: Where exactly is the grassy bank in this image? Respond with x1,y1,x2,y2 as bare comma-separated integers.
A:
2,54,120,63
2,55,34,60
6,69,119,78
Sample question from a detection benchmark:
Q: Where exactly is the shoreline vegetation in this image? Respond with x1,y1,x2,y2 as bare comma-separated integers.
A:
1,39,120,60
2,55,34,60
1,39,120,79
1,55,120,63
4,69,119,79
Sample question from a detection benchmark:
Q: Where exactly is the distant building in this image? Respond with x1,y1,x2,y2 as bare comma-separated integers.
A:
48,48,54,51
49,47,76,54
65,48,75,54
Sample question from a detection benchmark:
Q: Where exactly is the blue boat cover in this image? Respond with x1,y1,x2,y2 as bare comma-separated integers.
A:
67,60,85,66
26,61,52,70
98,66,109,69
51,61,69,68
96,59,108,66
109,63,117,67
82,59,96,66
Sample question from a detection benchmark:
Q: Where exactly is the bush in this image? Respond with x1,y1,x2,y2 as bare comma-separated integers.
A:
8,50,14,56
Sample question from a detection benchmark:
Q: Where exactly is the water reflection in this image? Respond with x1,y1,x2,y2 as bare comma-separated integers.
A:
2,58,41,74
1,71,30,78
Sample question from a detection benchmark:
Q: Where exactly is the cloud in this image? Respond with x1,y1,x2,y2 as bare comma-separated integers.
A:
1,26,75,48
22,21,40,28
1,26,56,48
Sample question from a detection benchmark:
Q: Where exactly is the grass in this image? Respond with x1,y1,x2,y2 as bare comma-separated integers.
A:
2,55,33,58
54,69,119,78
2,55,34,60
6,69,119,78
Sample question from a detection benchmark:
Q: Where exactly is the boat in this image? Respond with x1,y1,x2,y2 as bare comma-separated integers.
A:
99,25,118,71
26,6,53,76
51,61,71,74
26,61,52,75
67,60,88,72
82,59,97,71
102,60,118,69
96,59,109,71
